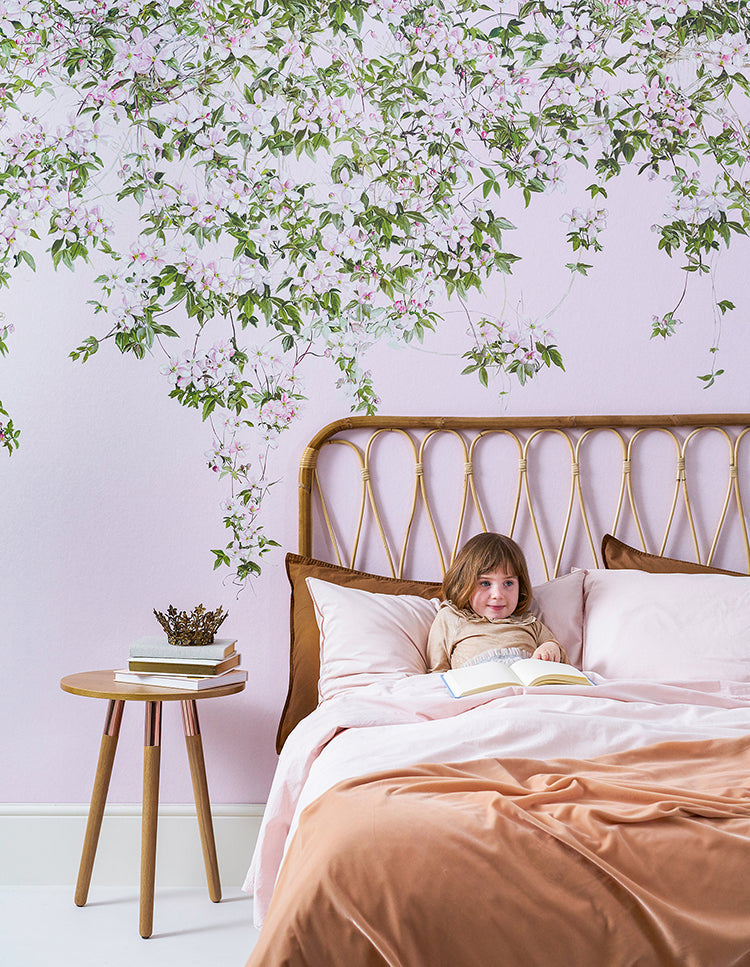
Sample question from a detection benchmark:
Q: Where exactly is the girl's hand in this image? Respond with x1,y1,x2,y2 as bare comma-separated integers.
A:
533,641,562,662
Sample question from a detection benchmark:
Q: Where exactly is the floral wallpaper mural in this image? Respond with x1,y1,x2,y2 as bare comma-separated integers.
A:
0,0,748,584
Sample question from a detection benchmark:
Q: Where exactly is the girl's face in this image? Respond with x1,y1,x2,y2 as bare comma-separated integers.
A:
470,566,520,619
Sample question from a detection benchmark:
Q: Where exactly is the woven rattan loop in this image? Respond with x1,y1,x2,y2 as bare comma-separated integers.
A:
298,416,750,580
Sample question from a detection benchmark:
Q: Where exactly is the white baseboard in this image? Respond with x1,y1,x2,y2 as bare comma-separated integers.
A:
0,804,264,889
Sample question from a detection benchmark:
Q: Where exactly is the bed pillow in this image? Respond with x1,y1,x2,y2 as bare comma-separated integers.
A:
529,569,585,667
583,568,750,681
276,553,442,751
601,533,744,576
307,578,439,701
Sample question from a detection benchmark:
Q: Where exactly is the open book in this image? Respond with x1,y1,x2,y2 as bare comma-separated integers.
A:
441,658,592,698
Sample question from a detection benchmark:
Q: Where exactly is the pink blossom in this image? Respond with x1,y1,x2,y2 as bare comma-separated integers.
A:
111,27,157,75
268,177,295,205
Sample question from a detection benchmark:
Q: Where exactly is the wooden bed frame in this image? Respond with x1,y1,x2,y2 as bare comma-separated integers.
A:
298,414,750,583
249,411,750,967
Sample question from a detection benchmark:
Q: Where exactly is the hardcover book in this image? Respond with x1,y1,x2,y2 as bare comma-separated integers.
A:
114,668,248,691
129,636,237,660
127,652,240,675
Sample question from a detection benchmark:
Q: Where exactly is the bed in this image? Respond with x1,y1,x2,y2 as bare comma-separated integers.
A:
244,414,750,967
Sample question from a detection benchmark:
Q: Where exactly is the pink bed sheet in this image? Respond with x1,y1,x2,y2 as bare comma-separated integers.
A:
244,672,750,928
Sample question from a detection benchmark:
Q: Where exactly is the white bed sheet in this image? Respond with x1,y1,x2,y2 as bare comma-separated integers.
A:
244,672,750,927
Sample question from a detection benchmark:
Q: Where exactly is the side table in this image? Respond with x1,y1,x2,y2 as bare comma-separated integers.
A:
60,669,246,938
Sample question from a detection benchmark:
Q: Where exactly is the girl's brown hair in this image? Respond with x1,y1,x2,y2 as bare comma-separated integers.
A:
442,533,533,615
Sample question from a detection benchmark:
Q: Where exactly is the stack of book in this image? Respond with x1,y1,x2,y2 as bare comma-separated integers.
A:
114,637,248,690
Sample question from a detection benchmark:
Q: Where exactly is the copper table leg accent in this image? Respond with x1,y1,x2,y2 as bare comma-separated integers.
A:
181,699,222,903
75,699,124,907
140,701,162,939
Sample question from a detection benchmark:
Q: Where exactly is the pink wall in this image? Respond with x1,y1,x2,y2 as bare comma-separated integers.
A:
2,166,749,808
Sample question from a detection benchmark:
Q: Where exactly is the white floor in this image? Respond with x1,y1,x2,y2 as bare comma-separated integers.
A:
1,885,261,967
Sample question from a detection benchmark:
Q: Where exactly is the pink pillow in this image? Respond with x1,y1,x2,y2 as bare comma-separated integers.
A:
306,577,439,700
530,569,585,667
583,569,750,681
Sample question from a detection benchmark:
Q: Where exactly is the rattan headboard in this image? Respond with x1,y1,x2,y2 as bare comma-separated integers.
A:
298,414,750,584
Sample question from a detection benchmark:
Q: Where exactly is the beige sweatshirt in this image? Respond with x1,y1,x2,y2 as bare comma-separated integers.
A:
426,601,567,672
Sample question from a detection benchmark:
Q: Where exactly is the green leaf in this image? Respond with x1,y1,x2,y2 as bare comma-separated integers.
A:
211,549,231,570
698,369,724,388
16,250,36,270
69,336,100,363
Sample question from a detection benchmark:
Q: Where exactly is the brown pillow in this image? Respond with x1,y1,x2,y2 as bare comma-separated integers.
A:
601,534,744,576
276,553,442,752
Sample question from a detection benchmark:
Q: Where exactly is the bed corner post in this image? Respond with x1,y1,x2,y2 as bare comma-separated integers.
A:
298,445,319,557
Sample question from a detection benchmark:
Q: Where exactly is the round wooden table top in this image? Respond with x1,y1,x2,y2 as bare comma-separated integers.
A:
60,669,247,701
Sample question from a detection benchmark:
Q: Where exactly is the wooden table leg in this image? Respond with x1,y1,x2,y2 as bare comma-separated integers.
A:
75,699,124,907
181,699,221,903
140,701,162,939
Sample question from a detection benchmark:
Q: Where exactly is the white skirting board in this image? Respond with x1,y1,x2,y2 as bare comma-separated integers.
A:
0,804,264,887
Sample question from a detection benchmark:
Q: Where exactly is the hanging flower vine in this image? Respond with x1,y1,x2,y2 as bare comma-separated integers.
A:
0,0,748,582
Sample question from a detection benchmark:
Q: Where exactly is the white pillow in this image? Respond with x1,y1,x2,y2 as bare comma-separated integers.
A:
583,569,750,681
530,569,585,667
306,577,439,701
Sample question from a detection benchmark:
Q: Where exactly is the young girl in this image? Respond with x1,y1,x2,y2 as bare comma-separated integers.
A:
426,532,569,672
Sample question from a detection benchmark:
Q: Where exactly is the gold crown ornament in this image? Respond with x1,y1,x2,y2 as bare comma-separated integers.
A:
153,604,229,647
